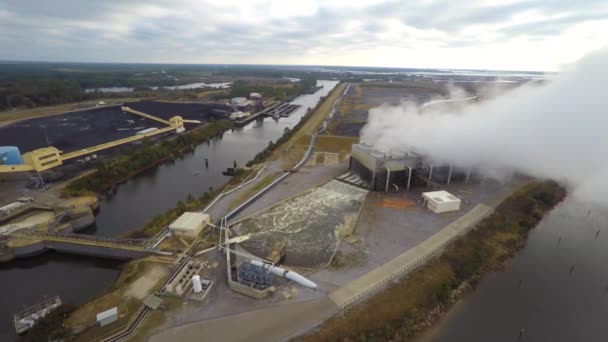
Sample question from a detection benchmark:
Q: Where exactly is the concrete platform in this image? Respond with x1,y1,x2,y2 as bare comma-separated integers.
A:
329,203,492,308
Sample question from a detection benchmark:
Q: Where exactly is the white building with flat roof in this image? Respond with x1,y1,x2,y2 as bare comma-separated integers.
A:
231,97,250,107
169,212,210,237
421,190,461,214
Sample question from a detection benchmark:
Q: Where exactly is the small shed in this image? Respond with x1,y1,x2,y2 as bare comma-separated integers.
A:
169,212,210,237
421,190,461,214
96,307,118,327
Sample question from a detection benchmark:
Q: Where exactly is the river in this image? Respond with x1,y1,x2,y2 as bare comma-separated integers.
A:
0,80,339,340
423,197,608,342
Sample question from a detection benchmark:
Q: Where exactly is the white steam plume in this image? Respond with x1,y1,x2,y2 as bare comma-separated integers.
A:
361,48,608,203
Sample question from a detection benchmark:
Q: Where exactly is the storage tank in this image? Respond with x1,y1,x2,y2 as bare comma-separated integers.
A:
0,146,23,165
192,275,203,293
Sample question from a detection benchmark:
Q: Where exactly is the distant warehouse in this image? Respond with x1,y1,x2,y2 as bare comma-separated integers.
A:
169,212,211,237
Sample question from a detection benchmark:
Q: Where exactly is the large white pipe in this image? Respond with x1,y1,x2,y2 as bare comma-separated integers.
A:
250,260,317,289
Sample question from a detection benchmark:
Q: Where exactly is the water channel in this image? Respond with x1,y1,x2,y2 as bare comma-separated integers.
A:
0,80,339,340
423,197,608,342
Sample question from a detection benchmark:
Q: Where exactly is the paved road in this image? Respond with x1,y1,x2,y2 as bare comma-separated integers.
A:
150,297,338,342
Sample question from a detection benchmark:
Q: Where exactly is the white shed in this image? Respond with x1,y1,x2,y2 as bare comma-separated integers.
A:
231,97,249,106
421,190,461,214
169,212,210,237
96,307,118,327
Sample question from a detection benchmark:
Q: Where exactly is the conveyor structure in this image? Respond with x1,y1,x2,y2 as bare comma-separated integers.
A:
0,107,201,173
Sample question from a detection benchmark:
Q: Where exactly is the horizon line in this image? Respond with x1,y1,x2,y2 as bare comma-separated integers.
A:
0,59,552,74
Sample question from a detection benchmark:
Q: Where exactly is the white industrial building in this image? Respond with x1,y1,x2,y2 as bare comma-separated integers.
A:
421,190,461,214
249,92,262,99
169,212,210,237
231,97,250,107
96,307,118,327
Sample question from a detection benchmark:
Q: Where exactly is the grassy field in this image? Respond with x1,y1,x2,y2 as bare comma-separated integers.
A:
297,181,566,341
314,135,359,154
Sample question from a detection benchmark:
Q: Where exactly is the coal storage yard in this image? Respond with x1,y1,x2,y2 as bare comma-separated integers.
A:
0,101,230,154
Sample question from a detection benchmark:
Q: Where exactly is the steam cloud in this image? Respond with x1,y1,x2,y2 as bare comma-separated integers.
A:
361,48,608,203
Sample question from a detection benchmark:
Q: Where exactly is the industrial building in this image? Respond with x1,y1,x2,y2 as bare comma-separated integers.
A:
96,306,118,327
237,262,274,288
348,143,473,192
231,97,250,107
349,143,419,192
422,190,462,213
169,212,210,237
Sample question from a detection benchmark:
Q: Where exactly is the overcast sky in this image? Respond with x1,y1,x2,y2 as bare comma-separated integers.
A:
1,0,607,71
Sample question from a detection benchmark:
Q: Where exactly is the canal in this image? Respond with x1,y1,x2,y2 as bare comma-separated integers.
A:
0,80,339,340
422,197,608,342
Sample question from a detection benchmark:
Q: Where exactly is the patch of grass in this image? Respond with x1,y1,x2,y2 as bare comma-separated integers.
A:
273,83,347,161
297,181,566,341
315,135,359,154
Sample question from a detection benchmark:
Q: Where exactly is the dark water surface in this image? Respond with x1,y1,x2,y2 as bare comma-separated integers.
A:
0,81,338,340
425,197,608,342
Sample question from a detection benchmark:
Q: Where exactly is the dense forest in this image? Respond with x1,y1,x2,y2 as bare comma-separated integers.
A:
0,62,327,111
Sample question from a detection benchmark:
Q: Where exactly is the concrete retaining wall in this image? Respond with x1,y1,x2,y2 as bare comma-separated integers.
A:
12,240,47,258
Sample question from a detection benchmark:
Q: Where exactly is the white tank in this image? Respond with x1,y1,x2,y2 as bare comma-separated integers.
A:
192,275,203,293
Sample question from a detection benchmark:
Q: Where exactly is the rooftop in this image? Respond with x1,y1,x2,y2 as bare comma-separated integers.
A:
422,190,460,203
170,212,210,230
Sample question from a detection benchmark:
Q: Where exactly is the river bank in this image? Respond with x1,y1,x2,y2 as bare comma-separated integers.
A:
21,80,342,340
0,80,340,340
62,120,233,197
297,180,566,341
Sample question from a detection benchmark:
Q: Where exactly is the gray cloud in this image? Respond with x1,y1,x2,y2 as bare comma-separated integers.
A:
0,0,606,69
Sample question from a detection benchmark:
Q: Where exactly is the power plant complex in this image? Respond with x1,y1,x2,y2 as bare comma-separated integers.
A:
348,143,473,192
